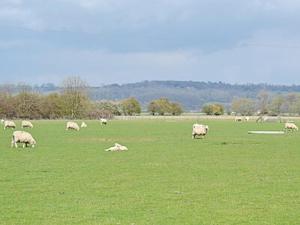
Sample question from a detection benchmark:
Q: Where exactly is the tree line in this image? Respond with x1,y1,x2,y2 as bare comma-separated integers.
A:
203,91,300,116
1,77,300,119
0,77,184,119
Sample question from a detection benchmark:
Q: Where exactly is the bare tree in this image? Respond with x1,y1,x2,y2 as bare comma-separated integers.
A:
61,76,90,119
257,90,269,115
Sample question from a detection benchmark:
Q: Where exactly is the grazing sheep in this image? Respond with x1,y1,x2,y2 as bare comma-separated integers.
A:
245,116,250,122
22,120,33,128
192,124,209,139
81,122,87,128
11,131,36,148
100,118,107,125
4,120,16,130
235,116,243,122
105,143,128,151
0,119,4,124
66,121,80,131
285,122,298,131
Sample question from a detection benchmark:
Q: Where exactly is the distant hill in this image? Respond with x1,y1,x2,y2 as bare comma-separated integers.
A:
2,81,300,111
89,81,300,110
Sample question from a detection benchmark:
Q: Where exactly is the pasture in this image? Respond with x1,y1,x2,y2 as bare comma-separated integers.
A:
0,119,299,225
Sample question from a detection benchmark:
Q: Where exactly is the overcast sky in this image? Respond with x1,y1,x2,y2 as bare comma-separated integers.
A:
1,0,300,85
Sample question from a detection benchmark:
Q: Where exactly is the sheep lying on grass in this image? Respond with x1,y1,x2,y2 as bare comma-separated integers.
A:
11,131,36,148
105,143,128,151
81,122,87,128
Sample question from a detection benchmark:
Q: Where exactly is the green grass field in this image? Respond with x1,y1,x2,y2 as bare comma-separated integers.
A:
0,120,299,225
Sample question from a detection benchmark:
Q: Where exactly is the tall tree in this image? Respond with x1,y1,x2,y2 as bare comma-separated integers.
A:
257,90,269,115
269,95,284,115
61,76,90,119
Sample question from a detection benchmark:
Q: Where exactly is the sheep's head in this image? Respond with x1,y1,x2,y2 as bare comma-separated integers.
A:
205,125,209,132
31,138,37,147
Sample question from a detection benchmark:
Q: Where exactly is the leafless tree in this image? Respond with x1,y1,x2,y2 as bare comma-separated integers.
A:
61,76,90,119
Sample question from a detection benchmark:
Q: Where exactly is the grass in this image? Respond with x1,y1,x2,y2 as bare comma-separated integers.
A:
0,119,299,225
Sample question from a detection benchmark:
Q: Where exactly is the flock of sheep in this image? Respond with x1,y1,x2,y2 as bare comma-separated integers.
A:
1,119,36,148
192,116,298,139
66,119,107,131
0,118,111,150
1,117,298,150
233,116,298,131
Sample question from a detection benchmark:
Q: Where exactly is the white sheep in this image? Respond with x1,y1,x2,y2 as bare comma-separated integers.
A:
100,118,107,125
245,116,250,122
192,124,209,139
11,131,36,148
4,120,16,130
0,119,4,124
105,143,128,152
66,121,80,131
285,122,298,131
81,121,87,128
22,120,33,128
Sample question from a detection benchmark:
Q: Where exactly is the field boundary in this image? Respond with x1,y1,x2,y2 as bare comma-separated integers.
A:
114,115,300,121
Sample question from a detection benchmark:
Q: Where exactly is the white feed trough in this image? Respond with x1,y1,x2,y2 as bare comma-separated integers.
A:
248,131,285,135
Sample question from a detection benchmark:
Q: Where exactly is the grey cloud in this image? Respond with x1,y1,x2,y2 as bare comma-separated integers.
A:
1,0,300,85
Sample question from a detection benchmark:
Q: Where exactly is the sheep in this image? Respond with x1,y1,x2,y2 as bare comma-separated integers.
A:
105,143,128,151
0,119,4,124
4,120,16,130
11,131,36,148
235,116,243,122
192,124,209,139
245,116,250,122
21,120,33,128
66,121,80,131
100,118,107,125
81,121,87,128
285,122,298,132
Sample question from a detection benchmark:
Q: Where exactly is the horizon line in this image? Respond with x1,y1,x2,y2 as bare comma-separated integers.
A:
0,79,300,87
